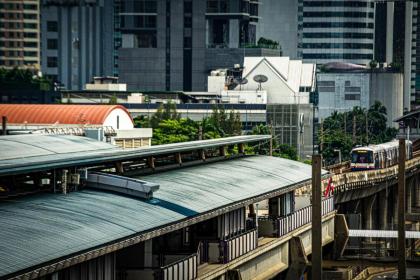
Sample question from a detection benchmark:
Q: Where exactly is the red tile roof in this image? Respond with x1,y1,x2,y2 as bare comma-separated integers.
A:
0,104,133,125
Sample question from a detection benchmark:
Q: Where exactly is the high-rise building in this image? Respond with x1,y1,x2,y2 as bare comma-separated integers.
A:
371,1,418,110
40,0,116,90
118,0,268,91
0,0,40,69
298,0,375,65
256,0,299,59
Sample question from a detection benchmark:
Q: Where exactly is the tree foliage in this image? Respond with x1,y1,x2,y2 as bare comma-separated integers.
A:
249,124,298,160
320,101,397,164
133,104,242,145
0,67,51,90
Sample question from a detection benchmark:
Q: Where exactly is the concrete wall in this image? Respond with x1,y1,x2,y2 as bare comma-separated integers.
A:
371,72,403,127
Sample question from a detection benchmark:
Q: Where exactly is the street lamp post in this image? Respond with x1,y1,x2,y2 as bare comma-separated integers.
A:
334,149,342,164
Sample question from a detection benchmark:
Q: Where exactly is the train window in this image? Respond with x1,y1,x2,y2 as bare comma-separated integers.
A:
352,151,372,163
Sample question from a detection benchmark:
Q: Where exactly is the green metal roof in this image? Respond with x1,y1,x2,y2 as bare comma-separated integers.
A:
0,155,319,279
0,134,270,176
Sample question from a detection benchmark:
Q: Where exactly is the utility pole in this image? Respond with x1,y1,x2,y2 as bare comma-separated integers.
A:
312,155,322,280
352,114,356,144
269,125,273,156
2,116,7,135
198,124,203,140
320,119,323,153
344,112,347,135
398,139,406,280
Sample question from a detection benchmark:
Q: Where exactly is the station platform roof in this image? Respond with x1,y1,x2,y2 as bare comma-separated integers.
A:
0,155,320,279
0,134,270,176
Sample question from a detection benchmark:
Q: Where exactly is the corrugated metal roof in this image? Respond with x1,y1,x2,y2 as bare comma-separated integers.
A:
0,104,133,125
0,134,271,176
0,155,317,278
349,229,420,239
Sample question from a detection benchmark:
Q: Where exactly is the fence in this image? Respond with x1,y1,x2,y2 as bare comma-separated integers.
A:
160,253,198,280
277,197,334,237
220,228,258,263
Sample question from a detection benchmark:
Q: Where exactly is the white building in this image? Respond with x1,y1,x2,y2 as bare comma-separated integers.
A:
214,56,317,158
317,70,403,127
239,57,316,104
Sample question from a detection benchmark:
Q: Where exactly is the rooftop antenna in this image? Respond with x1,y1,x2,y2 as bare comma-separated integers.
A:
253,74,268,90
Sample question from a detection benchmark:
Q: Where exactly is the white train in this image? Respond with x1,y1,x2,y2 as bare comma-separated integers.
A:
350,140,413,171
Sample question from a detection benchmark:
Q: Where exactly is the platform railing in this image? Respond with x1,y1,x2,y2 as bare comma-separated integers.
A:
277,197,334,237
220,228,258,263
160,253,198,280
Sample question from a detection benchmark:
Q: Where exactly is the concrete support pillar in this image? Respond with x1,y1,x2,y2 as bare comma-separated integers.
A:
286,237,308,279
378,190,389,230
386,2,394,64
333,214,349,260
403,1,413,111
144,239,153,267
362,195,376,230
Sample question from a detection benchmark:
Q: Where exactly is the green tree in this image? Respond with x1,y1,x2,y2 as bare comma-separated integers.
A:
108,95,118,104
249,124,298,160
320,101,397,164
150,102,180,128
152,118,198,145
0,67,52,90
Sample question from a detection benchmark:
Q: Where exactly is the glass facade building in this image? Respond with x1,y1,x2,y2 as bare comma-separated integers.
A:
298,0,375,65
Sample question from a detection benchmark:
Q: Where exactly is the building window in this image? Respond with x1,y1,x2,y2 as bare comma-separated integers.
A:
184,1,192,13
47,21,58,32
24,32,37,38
344,94,360,101
184,16,192,28
318,81,335,87
47,39,58,50
47,56,57,68
24,41,38,48
23,4,37,9
132,0,157,13
24,23,37,29
136,31,157,48
207,0,228,13
134,15,156,28
345,86,361,92
24,51,37,57
24,13,37,20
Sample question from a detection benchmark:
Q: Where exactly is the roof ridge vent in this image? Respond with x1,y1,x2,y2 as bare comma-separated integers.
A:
87,172,159,199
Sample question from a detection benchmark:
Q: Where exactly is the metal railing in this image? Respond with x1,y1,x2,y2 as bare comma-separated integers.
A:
277,197,334,237
160,253,198,280
220,228,258,263
329,156,420,192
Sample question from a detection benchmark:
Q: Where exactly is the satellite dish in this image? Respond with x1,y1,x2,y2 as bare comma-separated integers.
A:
253,74,268,90
233,77,248,91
